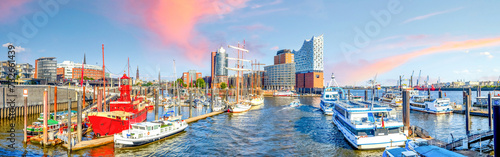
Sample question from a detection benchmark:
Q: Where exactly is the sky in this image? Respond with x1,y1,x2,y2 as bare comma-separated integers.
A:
1,0,500,86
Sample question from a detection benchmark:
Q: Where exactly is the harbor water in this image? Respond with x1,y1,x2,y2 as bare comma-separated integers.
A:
0,90,494,156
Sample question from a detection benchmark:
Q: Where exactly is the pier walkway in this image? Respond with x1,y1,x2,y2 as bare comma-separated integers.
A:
445,130,494,150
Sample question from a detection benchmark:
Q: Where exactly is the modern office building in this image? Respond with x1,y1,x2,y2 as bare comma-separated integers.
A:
0,61,35,79
35,57,57,82
211,46,229,88
264,50,295,90
182,70,202,87
293,35,324,93
57,61,103,80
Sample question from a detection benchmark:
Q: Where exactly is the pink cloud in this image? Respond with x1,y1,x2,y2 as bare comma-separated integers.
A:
331,37,500,85
270,46,279,50
402,7,464,24
0,0,31,22
116,0,249,65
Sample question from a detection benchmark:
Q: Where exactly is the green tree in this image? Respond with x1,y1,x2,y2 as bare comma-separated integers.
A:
16,75,20,80
220,82,227,89
196,78,205,88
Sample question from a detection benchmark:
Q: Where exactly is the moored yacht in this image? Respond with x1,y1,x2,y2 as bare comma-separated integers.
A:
332,101,407,149
409,96,453,114
114,119,188,148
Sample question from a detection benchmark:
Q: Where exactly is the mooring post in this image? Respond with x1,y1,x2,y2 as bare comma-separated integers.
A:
93,86,96,104
493,103,499,156
83,86,86,109
364,90,368,101
23,90,28,143
97,89,102,112
465,91,471,135
189,88,193,118
43,89,48,146
427,88,431,98
54,86,57,118
347,90,351,101
488,93,493,130
438,90,442,98
77,92,82,143
211,87,214,112
402,90,410,136
67,98,72,150
154,88,158,121
478,86,481,97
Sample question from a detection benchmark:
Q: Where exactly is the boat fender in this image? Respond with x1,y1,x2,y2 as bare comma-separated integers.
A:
148,132,150,135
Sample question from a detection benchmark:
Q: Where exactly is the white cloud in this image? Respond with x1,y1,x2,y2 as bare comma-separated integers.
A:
480,51,493,58
270,46,279,50
2,43,26,52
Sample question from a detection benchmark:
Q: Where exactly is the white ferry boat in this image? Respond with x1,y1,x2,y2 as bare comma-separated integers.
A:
320,74,345,115
114,119,188,148
409,95,453,114
332,101,407,149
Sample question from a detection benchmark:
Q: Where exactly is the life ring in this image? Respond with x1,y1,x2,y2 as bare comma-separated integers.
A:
148,132,150,135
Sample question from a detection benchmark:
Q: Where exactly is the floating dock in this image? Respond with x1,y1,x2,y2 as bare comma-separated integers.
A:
62,136,114,151
185,111,225,123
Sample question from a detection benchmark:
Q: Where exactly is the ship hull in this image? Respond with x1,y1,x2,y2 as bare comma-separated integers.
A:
88,108,147,136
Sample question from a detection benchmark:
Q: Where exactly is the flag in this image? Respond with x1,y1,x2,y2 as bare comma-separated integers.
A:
381,116,385,128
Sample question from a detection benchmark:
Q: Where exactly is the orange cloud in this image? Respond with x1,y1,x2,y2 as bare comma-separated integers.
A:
120,0,248,64
333,37,500,84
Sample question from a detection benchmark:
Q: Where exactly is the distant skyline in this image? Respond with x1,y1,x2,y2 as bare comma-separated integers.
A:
1,0,500,86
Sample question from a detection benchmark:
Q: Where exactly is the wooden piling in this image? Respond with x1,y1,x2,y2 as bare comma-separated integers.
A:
154,89,158,121
67,98,72,150
43,90,48,146
77,92,82,143
438,90,442,98
97,90,102,112
93,86,96,104
23,95,27,143
83,86,86,109
54,86,57,118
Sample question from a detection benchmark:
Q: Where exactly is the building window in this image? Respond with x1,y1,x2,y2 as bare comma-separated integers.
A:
316,75,319,78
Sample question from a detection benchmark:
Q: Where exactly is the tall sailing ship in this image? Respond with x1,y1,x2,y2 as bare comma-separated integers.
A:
88,74,148,136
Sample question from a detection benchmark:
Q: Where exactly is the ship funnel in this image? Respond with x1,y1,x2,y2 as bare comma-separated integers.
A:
331,73,335,80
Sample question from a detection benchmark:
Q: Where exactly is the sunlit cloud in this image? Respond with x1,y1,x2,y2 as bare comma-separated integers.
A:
402,7,464,24
114,0,249,65
270,46,279,50
331,37,500,85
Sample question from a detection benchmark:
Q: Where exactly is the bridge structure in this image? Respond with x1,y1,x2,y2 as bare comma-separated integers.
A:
445,130,494,150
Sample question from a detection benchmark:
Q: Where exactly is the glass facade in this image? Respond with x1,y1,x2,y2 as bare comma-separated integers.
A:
264,63,295,90
36,57,57,82
215,52,228,76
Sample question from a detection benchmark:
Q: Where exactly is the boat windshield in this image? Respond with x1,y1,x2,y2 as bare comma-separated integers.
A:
325,94,339,101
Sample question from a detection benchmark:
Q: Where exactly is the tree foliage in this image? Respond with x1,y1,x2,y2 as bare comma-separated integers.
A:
220,82,227,89
196,78,206,88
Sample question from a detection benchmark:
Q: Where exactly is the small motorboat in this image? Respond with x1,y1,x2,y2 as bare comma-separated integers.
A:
289,99,301,107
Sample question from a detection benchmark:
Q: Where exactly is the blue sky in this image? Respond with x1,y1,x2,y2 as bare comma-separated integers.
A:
1,0,500,86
